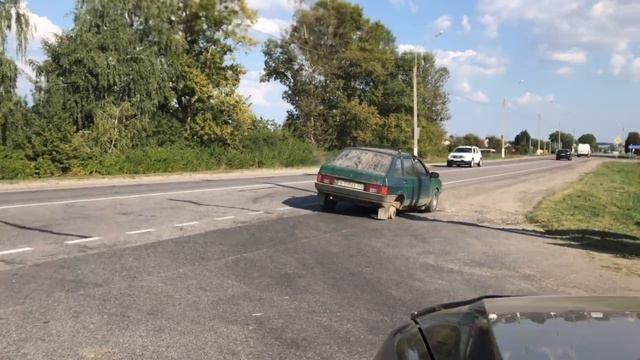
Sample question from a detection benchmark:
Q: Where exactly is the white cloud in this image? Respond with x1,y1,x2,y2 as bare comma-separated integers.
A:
252,17,290,37
397,44,426,53
434,49,508,78
389,0,418,13
477,0,640,52
238,70,289,109
247,0,295,13
479,14,499,38
466,90,490,103
513,92,555,106
433,15,452,32
461,15,471,33
456,81,489,103
631,58,640,80
543,48,588,64
555,66,574,76
609,52,629,76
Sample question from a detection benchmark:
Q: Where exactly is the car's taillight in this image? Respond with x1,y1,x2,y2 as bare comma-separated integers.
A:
365,184,389,195
316,174,335,184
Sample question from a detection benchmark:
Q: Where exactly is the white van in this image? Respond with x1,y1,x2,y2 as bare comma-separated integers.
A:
577,143,591,158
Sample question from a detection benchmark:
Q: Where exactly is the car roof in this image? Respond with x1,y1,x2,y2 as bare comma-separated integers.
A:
346,147,410,157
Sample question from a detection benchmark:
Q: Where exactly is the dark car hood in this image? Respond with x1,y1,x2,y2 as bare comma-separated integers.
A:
414,296,640,360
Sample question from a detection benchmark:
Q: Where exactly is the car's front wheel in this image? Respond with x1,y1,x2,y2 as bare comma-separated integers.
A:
477,158,483,167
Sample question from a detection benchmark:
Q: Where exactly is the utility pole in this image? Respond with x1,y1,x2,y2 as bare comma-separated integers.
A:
501,98,507,158
557,127,561,151
412,52,418,157
537,113,542,152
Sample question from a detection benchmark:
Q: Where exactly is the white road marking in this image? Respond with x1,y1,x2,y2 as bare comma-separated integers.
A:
248,211,264,215
0,180,315,210
0,247,33,256
215,216,235,221
435,158,551,172
443,163,567,185
126,228,155,235
175,221,199,227
276,206,292,211
64,237,102,244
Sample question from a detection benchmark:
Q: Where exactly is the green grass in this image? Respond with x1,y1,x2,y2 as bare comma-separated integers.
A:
529,161,640,257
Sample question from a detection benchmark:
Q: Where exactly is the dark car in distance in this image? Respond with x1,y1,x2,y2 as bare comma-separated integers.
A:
556,149,572,160
374,295,640,360
315,147,442,220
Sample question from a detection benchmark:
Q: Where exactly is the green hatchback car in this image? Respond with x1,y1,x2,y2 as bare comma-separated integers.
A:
315,147,442,220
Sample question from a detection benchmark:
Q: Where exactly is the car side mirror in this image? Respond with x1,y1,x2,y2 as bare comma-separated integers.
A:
430,172,440,179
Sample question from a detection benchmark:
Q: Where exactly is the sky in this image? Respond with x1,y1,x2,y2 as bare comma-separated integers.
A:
8,0,640,143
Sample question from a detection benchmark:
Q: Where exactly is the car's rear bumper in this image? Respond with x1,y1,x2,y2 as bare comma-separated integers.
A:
315,182,396,207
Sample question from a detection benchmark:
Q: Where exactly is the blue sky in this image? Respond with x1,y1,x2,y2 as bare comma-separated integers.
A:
12,0,640,143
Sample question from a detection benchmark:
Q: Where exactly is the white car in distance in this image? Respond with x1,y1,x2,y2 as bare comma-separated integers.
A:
447,146,483,167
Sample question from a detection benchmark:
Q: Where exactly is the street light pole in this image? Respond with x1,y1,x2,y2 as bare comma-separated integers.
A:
537,113,542,152
412,52,418,157
501,98,507,158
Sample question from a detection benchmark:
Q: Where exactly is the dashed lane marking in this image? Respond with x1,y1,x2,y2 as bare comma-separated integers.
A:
64,237,102,244
215,216,235,221
0,247,33,256
175,221,199,227
125,228,156,235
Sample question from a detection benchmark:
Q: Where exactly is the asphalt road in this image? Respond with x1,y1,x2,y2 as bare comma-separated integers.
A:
0,156,635,359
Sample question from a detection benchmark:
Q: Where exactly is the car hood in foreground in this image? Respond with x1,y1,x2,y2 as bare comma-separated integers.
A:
413,295,640,360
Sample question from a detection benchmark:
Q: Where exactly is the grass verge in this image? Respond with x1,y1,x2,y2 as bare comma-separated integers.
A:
529,161,640,257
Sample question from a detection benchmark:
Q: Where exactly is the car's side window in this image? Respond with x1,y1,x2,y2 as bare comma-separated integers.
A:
393,158,402,177
415,159,429,176
403,158,416,177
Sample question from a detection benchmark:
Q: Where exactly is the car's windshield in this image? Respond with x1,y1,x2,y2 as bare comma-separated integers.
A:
453,148,473,153
329,149,393,175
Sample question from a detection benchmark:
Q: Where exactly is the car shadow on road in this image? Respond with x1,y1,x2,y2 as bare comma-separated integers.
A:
398,213,640,259
282,195,377,219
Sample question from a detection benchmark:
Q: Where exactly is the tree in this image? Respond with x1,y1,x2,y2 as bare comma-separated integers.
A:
625,132,640,154
485,136,501,151
577,133,597,151
262,0,449,152
1,0,30,148
35,0,257,149
549,131,574,150
514,130,532,154
0,0,29,60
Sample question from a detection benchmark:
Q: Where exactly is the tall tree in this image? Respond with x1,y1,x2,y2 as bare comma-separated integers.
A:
577,133,597,151
262,0,449,153
549,131,574,150
0,0,29,59
35,0,257,149
0,0,29,147
514,129,531,154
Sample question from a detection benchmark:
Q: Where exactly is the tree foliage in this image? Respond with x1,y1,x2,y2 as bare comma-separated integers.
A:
577,133,597,151
262,0,449,156
35,0,256,149
549,131,575,150
514,129,532,154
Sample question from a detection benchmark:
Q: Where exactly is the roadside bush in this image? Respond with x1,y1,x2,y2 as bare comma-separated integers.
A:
0,148,35,179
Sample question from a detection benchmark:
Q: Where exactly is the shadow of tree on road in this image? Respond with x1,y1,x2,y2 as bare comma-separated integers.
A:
398,213,640,259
